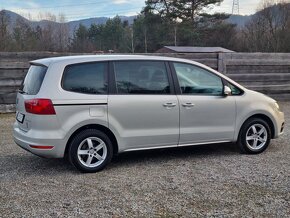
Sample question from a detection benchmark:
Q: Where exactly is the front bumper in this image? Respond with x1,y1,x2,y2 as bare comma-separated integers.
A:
274,111,285,138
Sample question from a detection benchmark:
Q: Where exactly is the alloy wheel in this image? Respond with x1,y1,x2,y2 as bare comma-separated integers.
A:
245,124,268,151
77,137,107,168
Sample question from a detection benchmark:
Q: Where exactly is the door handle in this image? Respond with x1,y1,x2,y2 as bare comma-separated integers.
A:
163,102,177,108
182,103,195,108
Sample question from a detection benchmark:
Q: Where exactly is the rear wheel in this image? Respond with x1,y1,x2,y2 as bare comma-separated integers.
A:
69,129,113,173
238,118,271,154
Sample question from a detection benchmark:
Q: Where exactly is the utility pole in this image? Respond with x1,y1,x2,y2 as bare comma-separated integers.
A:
232,0,240,15
144,27,147,53
174,24,177,46
131,27,134,53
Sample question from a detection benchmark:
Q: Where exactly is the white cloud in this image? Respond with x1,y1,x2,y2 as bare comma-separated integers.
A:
124,11,139,16
113,0,130,4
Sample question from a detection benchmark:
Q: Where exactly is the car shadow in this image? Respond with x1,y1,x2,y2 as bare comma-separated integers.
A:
0,153,75,176
111,142,240,167
1,142,239,175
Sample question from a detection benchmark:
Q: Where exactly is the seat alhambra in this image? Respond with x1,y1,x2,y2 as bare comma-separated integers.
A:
13,55,285,172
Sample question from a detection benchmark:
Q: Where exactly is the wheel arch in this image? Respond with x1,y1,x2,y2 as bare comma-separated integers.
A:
64,124,119,157
237,114,275,140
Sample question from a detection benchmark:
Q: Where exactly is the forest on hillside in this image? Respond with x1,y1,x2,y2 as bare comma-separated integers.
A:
1,0,290,53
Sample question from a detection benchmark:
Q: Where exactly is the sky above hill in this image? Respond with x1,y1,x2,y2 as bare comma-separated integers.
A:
0,0,261,21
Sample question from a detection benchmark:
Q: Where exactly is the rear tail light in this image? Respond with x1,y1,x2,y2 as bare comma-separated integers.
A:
25,99,56,115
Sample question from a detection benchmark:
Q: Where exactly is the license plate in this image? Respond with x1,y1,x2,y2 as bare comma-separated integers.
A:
16,112,25,123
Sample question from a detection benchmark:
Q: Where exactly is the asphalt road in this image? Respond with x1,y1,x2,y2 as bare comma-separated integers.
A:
0,102,289,217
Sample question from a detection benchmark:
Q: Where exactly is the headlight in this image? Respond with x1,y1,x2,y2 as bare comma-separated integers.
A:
274,102,280,110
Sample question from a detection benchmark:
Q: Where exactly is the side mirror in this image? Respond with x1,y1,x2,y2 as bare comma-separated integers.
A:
224,85,232,96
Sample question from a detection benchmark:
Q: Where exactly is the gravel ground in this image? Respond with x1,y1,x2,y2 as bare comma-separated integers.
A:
0,102,289,217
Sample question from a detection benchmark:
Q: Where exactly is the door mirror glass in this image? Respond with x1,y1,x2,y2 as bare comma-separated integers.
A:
224,85,232,96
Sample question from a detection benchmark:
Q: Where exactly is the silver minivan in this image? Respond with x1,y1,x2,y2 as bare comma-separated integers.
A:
13,55,285,172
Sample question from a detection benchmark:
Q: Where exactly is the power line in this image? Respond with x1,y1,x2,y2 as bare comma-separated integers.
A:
14,6,141,21
10,1,143,20
46,7,139,16
10,0,121,10
63,7,141,17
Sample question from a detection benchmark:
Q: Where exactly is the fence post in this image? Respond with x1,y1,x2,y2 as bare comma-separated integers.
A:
218,52,226,74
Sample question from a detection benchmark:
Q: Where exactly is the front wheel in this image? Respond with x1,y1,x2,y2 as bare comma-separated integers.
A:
238,118,271,154
69,129,113,173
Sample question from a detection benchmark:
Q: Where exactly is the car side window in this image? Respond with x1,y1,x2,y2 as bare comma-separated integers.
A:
114,61,170,94
62,62,107,94
173,62,223,95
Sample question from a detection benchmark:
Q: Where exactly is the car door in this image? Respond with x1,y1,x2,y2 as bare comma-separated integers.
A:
171,62,236,145
108,60,179,151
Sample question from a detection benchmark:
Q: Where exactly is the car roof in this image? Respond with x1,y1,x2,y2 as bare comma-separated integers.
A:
30,54,195,67
30,54,246,91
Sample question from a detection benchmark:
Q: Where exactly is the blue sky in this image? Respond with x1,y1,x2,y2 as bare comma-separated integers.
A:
0,0,261,21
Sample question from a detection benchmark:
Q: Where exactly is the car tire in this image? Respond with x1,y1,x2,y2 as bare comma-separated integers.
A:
69,129,113,173
238,118,271,154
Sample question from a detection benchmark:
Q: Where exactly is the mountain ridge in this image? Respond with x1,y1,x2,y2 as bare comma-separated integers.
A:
0,9,136,36
1,9,251,34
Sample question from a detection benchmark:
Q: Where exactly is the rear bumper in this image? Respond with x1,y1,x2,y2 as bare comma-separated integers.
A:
13,122,66,158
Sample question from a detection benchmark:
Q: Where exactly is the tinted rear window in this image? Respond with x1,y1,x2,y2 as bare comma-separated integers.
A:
114,61,170,94
62,62,107,94
19,65,47,95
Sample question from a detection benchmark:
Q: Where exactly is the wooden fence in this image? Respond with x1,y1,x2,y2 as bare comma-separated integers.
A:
0,52,290,112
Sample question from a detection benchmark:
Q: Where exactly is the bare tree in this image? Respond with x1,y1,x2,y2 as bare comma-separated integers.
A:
36,12,57,51
56,13,69,52
0,10,10,51
243,0,290,52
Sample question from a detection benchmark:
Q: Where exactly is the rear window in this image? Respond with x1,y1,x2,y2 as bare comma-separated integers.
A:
19,65,47,95
62,62,107,94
